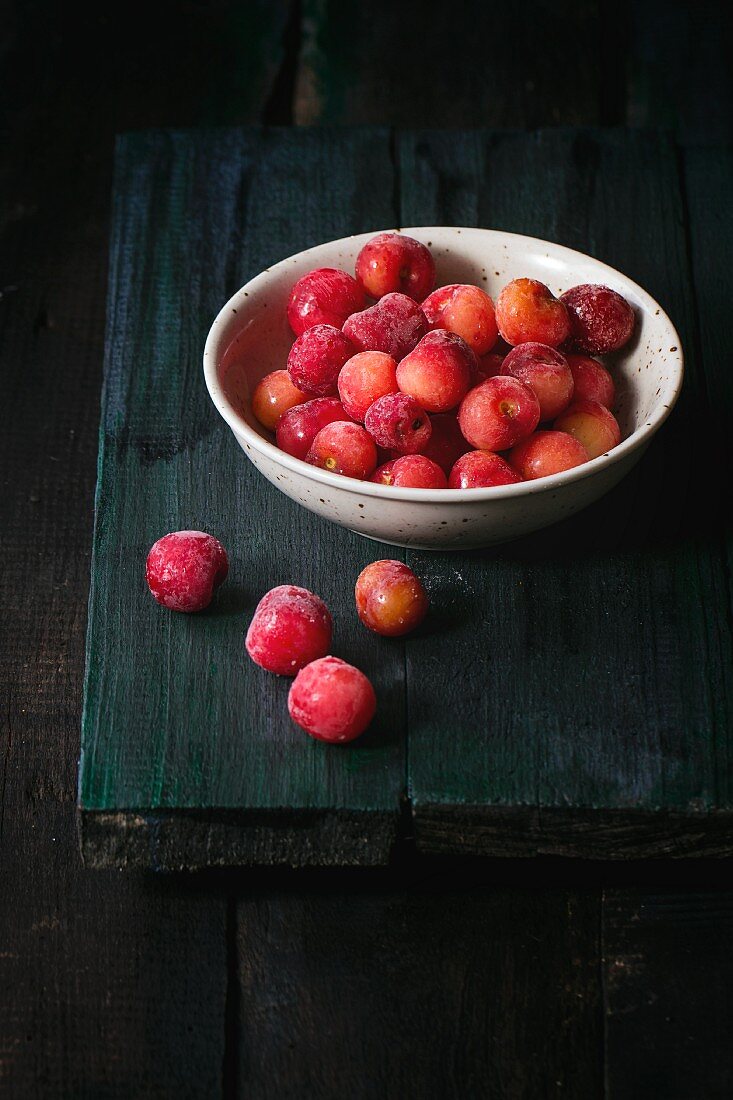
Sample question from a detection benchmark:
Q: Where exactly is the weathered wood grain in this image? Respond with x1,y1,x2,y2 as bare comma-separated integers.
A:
0,3,292,1093
626,0,733,145
0,112,229,1100
604,888,733,1098
235,867,603,1099
295,0,606,127
295,0,732,140
598,146,733,1098
3,0,730,1091
79,128,405,869
398,129,733,857
684,145,733,579
81,128,733,866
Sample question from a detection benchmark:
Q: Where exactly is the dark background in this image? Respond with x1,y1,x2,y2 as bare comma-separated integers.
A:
2,1,732,1096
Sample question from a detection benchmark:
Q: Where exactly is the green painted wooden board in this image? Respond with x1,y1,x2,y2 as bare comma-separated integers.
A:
399,130,733,857
80,127,733,868
80,128,406,868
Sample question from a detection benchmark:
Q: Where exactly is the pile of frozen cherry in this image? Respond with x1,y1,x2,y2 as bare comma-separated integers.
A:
251,232,635,487
146,531,428,743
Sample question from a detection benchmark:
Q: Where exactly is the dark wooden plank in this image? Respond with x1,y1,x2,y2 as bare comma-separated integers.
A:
684,146,733,577
79,127,405,869
626,0,733,145
1,0,294,132
235,866,603,1098
604,889,733,1098
0,3,293,1092
398,129,733,857
0,124,230,1100
295,0,604,127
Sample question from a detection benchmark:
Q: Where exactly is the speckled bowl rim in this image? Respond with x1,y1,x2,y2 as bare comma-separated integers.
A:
203,227,684,504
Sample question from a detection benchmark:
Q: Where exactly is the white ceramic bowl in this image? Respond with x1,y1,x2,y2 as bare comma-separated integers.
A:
203,228,683,550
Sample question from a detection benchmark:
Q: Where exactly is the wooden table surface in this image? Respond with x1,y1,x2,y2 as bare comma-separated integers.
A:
2,2,732,1096
80,126,733,871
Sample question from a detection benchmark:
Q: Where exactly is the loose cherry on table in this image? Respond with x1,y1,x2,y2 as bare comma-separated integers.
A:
146,531,229,613
245,584,332,676
288,656,377,742
355,559,429,637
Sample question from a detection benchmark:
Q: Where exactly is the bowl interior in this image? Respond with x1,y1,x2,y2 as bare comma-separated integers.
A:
212,228,682,464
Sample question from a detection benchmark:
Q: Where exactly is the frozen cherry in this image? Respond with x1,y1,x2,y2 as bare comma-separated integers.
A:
286,324,355,397
342,292,427,360
501,342,574,421
371,459,397,486
146,530,229,613
560,284,635,354
337,351,398,422
418,412,470,474
287,267,366,336
566,354,616,408
448,451,522,489
355,232,435,301
495,278,570,348
396,330,475,413
245,585,332,677
421,283,499,355
458,376,540,452
252,369,310,432
371,454,447,489
288,656,376,743
509,430,589,480
554,399,621,459
276,397,351,461
364,392,432,454
475,350,506,383
355,559,429,637
305,421,378,480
